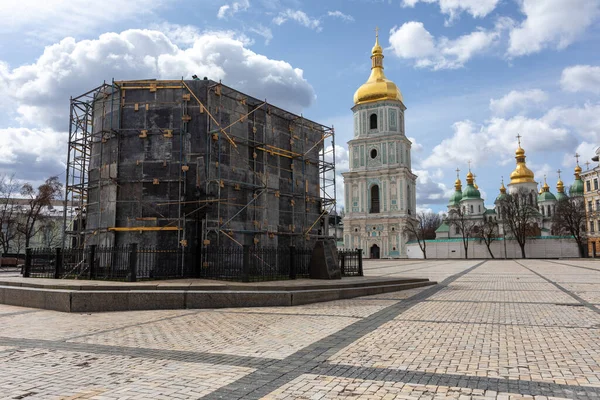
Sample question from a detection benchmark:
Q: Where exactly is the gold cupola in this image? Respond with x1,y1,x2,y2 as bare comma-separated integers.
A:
353,29,403,105
509,136,535,184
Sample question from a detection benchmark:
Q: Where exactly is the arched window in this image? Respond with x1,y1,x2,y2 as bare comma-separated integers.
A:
370,113,377,130
478,205,481,213
370,185,380,213
470,205,474,213
528,193,533,205
541,207,545,216
547,205,551,217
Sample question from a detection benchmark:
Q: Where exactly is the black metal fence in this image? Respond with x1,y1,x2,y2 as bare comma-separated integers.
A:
23,245,362,282
338,248,363,277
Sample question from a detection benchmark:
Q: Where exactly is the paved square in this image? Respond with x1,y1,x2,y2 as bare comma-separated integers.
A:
1,259,600,399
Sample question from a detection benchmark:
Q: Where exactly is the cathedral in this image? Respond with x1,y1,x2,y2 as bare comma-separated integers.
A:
342,32,417,259
436,137,584,239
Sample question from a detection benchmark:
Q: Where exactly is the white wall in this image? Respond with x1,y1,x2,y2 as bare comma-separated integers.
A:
406,238,580,259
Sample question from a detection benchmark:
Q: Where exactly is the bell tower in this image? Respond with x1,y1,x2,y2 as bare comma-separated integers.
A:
342,30,417,259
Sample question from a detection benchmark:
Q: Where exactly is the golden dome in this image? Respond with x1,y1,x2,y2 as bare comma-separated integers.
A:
454,178,462,191
500,180,506,194
509,142,535,184
557,179,565,193
575,164,582,178
353,31,403,105
466,170,474,184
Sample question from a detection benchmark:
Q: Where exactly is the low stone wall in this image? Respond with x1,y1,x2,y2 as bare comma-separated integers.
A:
406,237,580,259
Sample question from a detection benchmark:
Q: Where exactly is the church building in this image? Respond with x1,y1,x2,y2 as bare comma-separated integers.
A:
342,32,417,259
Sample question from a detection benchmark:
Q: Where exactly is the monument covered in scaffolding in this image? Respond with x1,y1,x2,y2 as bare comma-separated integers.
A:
63,79,336,252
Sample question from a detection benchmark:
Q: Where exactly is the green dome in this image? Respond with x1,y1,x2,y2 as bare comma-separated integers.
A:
556,192,568,201
494,193,507,203
537,191,556,202
448,190,462,206
462,184,481,200
570,179,584,197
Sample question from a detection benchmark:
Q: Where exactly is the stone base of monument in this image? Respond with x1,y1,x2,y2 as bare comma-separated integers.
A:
0,276,436,312
309,238,341,279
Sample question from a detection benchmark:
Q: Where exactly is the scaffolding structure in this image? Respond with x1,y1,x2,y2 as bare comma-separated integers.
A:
63,79,336,250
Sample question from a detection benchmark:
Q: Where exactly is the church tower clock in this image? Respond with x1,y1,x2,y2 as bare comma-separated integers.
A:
342,30,417,259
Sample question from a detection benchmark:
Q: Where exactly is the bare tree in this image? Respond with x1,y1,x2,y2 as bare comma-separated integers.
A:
0,174,20,255
17,176,63,249
497,187,540,259
477,217,499,258
403,212,441,259
552,196,587,257
447,207,479,259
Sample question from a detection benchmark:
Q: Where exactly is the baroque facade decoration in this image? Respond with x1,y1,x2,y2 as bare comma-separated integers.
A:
342,31,417,259
436,137,583,239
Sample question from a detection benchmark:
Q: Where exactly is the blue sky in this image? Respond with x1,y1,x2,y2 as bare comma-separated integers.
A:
1,0,599,213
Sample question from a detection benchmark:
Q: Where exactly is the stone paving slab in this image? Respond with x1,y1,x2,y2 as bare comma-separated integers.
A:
68,311,358,359
428,288,577,304
262,374,573,400
3,259,600,399
0,347,254,399
397,301,600,327
328,321,600,387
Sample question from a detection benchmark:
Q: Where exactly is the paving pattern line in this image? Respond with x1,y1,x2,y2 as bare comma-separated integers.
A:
309,365,600,400
203,260,488,400
545,259,600,273
515,260,600,315
0,336,276,369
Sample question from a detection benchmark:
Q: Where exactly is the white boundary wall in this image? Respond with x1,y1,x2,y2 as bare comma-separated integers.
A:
406,238,580,259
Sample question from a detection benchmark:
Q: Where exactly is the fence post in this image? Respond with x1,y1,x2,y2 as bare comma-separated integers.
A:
242,245,250,283
340,250,345,276
128,243,138,282
89,245,97,279
195,242,202,278
289,246,296,280
23,248,31,278
357,248,363,276
54,247,62,279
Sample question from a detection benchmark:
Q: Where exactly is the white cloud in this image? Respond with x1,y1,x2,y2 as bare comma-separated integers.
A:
0,0,169,40
388,22,500,70
544,103,600,142
273,9,321,31
508,0,600,57
0,29,316,131
249,25,274,45
561,65,600,94
327,11,355,22
560,141,597,170
0,128,67,181
217,0,250,19
489,89,548,116
414,168,453,205
401,0,500,22
422,116,573,168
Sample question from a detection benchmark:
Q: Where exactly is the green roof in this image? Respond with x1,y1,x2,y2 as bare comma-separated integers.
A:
556,192,568,201
448,190,462,206
538,191,557,202
570,179,584,196
461,184,481,200
435,222,450,233
495,193,507,203
483,209,496,215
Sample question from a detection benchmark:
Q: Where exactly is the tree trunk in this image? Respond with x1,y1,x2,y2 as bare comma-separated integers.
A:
520,243,526,259
486,243,495,258
577,241,585,258
463,241,469,259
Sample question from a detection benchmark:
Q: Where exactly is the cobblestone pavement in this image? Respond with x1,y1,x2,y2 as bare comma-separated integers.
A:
2,259,600,399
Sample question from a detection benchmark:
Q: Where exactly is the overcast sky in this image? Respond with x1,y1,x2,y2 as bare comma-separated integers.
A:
1,0,599,212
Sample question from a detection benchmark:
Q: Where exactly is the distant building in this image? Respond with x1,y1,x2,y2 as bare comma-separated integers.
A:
580,148,600,255
437,138,582,240
342,32,417,259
